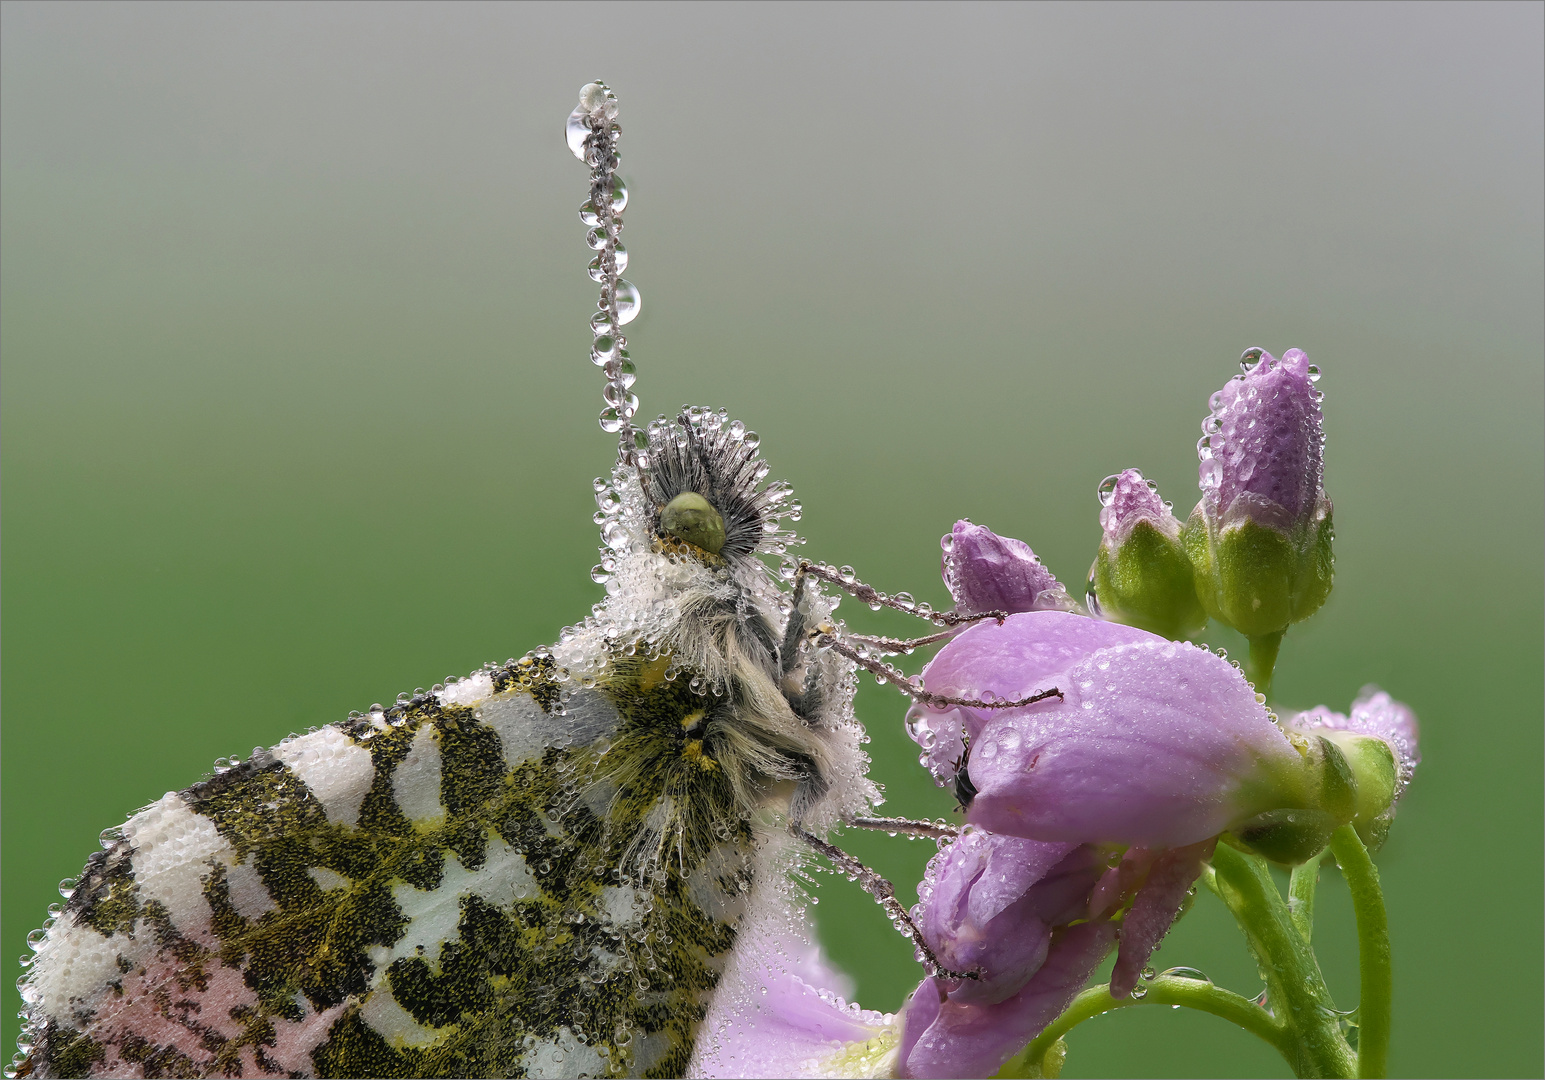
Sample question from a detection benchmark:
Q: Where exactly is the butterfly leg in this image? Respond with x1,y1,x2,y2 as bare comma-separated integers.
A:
789,824,979,982
844,815,958,840
794,560,1010,629
821,636,1063,712
842,628,960,655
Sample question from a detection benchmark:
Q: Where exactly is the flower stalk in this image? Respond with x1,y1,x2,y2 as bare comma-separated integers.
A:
1328,826,1391,1079
1247,628,1285,700
1004,975,1292,1079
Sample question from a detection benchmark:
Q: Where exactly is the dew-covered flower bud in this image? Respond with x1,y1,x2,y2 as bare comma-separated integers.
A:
1089,469,1207,641
942,520,1075,617
1185,348,1334,640
914,611,1351,854
896,831,1216,1078
1286,689,1419,850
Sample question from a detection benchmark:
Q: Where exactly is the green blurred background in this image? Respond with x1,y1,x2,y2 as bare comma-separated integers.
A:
4,3,1541,1075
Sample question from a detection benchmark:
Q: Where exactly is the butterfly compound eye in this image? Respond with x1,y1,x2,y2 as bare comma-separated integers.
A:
660,492,726,554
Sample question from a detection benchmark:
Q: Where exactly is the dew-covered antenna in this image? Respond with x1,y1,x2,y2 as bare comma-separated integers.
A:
567,82,641,468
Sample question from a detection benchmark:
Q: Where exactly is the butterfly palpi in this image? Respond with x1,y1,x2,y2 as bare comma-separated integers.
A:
15,83,1049,1080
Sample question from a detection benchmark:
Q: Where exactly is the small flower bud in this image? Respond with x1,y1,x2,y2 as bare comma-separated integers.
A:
1185,348,1334,640
1286,689,1418,850
942,521,1074,617
1089,469,1207,641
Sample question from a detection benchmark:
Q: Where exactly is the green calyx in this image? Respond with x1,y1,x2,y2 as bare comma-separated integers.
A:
1091,519,1208,641
1317,730,1400,850
659,492,727,554
1183,508,1334,640
1232,735,1356,865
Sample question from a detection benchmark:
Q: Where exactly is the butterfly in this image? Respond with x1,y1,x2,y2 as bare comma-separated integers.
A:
15,82,1031,1080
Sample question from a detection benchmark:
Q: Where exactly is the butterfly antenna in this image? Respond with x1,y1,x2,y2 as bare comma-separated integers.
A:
567,81,642,469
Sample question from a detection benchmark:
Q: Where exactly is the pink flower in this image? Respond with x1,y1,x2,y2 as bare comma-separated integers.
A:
942,521,1074,617
895,830,1215,1078
914,611,1309,848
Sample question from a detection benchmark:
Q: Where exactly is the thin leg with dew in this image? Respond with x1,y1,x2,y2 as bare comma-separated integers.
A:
825,638,1063,712
791,825,978,982
844,629,960,655
795,560,1010,629
845,815,959,840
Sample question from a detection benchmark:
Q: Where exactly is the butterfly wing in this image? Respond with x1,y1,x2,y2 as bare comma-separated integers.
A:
20,657,756,1079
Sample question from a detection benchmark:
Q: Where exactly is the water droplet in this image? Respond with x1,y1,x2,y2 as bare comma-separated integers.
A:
1307,364,1321,382
615,280,642,325
1141,965,1157,981
1240,346,1265,373
1160,966,1212,983
578,81,610,114
586,227,609,251
606,175,628,213
742,431,760,450
592,335,619,364
1097,474,1120,506
591,309,614,336
1130,985,1148,999
566,107,592,161
604,358,637,388
612,244,629,273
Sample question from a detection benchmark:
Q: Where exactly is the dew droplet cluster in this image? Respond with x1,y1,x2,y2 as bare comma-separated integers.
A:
1198,346,1328,528
569,82,643,455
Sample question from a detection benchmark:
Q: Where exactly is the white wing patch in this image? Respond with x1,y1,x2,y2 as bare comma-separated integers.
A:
476,686,622,770
125,793,234,936
520,1026,608,1080
308,866,351,892
360,986,452,1050
476,690,551,769
385,837,536,967
274,724,375,827
392,724,445,823
438,671,494,708
226,858,278,919
22,922,122,1022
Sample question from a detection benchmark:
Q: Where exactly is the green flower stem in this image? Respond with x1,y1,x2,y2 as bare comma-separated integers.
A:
1002,977,1289,1078
1289,849,1326,943
1328,826,1391,1079
1246,629,1285,699
1210,841,1355,1078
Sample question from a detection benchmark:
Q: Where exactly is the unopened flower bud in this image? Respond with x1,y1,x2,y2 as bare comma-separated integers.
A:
1286,689,1418,850
942,521,1074,617
1089,469,1207,640
1185,348,1334,640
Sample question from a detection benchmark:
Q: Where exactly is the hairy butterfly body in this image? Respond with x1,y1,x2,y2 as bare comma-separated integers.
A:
17,409,877,1079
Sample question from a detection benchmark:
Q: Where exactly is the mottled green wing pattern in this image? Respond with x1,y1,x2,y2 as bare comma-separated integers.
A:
21,656,756,1078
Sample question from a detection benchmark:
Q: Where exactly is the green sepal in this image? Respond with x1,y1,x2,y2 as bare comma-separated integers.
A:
1091,519,1208,640
1317,731,1399,850
1183,505,1335,639
1230,808,1342,866
1230,735,1356,864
